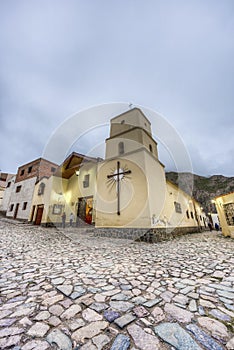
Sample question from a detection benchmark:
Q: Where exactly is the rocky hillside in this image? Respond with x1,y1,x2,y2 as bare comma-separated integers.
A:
166,172,234,213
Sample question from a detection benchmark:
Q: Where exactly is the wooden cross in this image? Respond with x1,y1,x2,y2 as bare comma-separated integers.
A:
107,161,131,215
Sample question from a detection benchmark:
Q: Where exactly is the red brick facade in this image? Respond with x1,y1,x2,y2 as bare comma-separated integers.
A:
15,158,58,183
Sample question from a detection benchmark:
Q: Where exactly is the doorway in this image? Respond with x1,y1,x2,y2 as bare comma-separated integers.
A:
30,205,36,222
14,203,19,219
77,196,93,224
35,205,44,225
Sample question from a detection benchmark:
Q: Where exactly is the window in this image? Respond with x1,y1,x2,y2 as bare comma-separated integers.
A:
7,182,11,188
52,204,63,215
186,210,190,219
83,174,90,188
28,166,32,173
174,201,182,213
149,144,153,153
191,211,194,219
16,185,22,193
22,202,27,210
121,120,125,124
51,167,56,172
38,182,45,195
118,142,124,155
20,169,25,176
9,204,14,211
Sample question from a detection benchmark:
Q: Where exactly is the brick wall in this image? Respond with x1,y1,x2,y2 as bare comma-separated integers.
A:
38,159,58,179
15,158,58,183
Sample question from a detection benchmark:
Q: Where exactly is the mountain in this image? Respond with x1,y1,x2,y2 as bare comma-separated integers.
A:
166,172,234,214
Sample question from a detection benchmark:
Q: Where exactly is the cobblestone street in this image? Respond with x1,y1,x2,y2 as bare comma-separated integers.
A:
0,219,234,350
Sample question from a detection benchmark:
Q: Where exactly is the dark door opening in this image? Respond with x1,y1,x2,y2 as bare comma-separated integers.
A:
30,205,36,222
35,205,44,225
77,197,93,225
14,203,19,219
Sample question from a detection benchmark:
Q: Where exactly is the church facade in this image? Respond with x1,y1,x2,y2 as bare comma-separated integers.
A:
30,108,206,231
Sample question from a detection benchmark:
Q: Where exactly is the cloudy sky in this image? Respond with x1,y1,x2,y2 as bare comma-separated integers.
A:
0,0,233,177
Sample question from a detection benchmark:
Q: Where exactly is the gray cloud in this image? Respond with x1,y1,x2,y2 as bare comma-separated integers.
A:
0,0,233,176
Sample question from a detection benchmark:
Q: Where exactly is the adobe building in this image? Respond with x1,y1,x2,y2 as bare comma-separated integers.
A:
30,153,99,225
213,192,234,238
30,108,206,234
6,158,58,221
0,173,15,213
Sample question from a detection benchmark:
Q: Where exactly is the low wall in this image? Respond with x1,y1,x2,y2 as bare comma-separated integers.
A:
93,226,203,242
93,228,149,240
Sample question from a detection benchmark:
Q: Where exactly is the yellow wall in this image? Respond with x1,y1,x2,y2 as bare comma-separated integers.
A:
31,176,68,225
159,181,206,229
214,193,234,238
77,162,97,201
48,176,69,224
95,155,150,227
142,131,158,158
31,177,51,223
143,150,167,222
110,108,152,136
106,108,157,160
31,162,98,225
95,152,205,229
105,133,158,159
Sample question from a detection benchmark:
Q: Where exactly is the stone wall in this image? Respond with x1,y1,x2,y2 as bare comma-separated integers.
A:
93,226,204,243
93,227,149,240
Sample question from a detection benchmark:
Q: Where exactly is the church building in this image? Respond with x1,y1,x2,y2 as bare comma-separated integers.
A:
30,108,206,232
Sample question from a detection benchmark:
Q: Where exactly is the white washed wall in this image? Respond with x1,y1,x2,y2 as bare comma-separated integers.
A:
6,177,37,220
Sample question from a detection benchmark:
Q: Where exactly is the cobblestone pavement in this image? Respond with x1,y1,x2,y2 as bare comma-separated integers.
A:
0,218,234,350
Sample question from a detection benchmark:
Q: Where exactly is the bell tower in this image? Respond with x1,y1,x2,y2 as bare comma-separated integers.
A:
95,108,167,228
105,108,159,160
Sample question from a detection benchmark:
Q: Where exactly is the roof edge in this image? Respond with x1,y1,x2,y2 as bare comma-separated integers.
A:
110,107,152,125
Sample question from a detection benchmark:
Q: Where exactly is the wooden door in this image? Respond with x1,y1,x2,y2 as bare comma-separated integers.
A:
35,206,44,225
